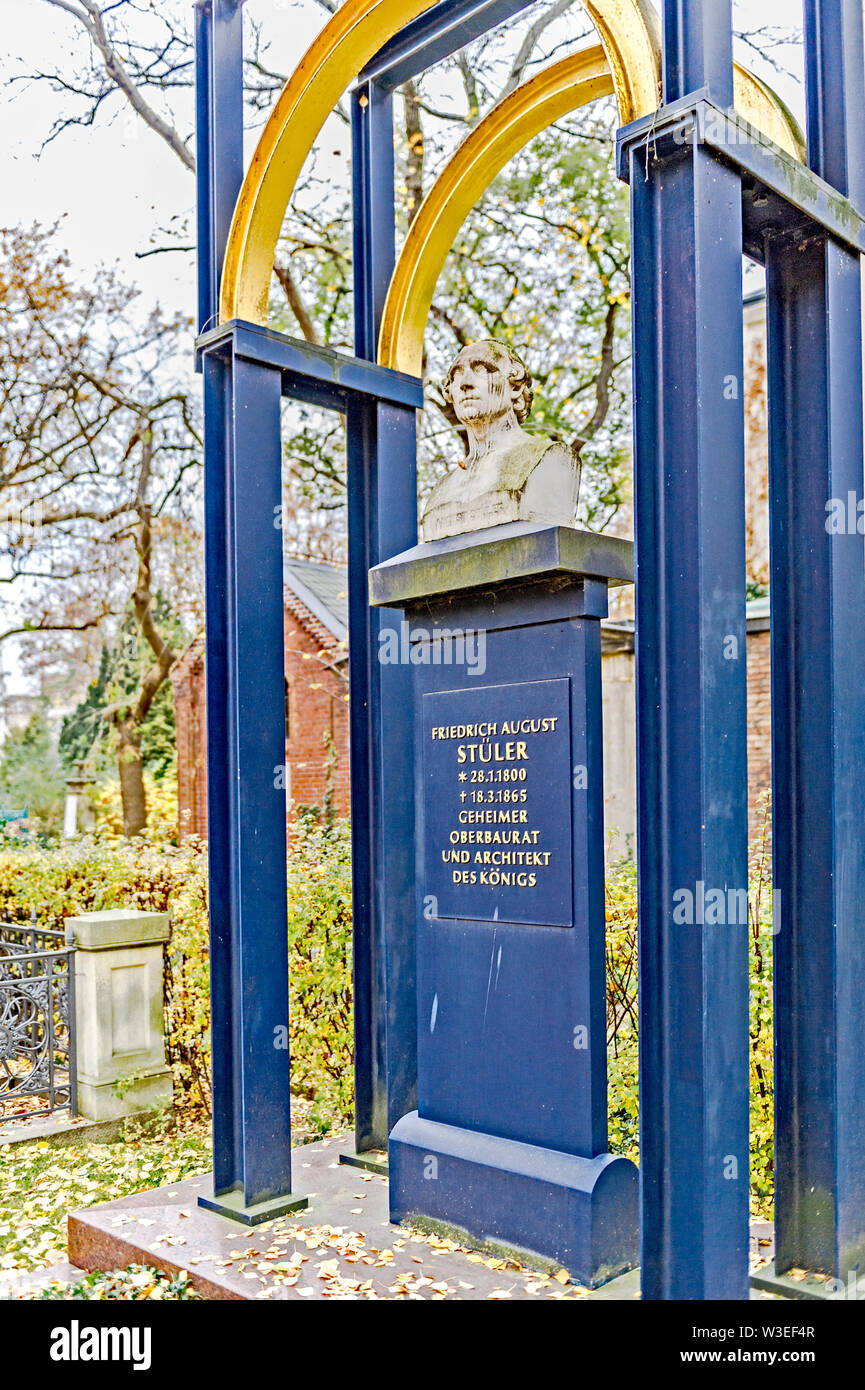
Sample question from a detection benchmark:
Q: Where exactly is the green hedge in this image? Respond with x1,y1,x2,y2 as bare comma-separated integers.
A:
0,820,353,1133
603,823,776,1219
0,814,775,1211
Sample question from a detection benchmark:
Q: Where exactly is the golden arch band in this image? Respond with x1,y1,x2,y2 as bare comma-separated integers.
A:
218,0,804,376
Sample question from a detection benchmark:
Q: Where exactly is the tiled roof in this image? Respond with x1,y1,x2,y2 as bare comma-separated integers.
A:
283,559,348,643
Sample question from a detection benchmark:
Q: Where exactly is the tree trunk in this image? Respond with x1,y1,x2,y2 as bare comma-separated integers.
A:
116,715,147,837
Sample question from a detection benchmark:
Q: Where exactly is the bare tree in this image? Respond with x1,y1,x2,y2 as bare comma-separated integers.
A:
31,0,318,340
0,223,202,832
105,421,180,835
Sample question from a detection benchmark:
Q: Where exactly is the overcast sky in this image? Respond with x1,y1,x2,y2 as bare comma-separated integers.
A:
0,0,806,324
0,0,333,323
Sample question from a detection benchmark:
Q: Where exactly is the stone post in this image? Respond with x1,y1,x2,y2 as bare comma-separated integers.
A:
68,909,173,1121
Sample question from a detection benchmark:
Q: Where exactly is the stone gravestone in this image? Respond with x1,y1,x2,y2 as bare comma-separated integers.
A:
370,341,638,1286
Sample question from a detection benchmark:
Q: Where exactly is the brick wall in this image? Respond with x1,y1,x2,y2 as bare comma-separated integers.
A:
746,627,772,844
601,623,773,856
282,593,350,818
173,595,350,841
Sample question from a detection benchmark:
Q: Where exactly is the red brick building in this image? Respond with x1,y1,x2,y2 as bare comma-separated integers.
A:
173,560,350,839
600,600,772,861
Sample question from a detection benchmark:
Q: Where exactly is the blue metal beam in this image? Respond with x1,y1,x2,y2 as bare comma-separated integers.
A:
196,320,423,411
370,402,420,1138
345,401,421,1154
766,229,865,1280
360,0,535,91
617,101,865,260
351,82,398,361
200,349,232,1192
209,1,244,315
804,0,865,207
624,128,750,1300
194,0,243,339
762,0,865,1287
200,339,306,1219
349,81,395,1152
345,396,388,1152
662,0,734,108
194,2,214,339
349,80,420,1149
196,1,309,1222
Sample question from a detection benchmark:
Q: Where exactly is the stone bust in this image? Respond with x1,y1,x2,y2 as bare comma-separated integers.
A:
421,339,582,542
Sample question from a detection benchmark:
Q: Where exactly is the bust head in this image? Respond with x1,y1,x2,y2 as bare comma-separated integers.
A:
421,338,581,541
442,341,534,462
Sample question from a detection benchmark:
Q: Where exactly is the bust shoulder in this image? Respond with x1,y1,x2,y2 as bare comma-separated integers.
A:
420,433,581,541
487,433,580,495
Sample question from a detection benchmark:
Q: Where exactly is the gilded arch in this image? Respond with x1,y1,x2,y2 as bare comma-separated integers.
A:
219,0,663,324
378,53,805,374
378,45,616,376
220,0,805,355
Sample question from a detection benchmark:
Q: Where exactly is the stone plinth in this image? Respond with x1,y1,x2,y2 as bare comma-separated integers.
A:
67,1133,646,1299
68,909,173,1121
370,521,638,1287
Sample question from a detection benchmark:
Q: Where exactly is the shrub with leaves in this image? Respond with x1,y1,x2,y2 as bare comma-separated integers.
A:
747,797,775,1218
1,810,776,1213
0,832,212,1116
603,803,776,1218
0,816,354,1127
605,858,639,1164
286,815,354,1133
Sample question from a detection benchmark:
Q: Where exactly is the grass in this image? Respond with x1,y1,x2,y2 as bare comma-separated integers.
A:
35,1264,202,1300
0,1115,211,1278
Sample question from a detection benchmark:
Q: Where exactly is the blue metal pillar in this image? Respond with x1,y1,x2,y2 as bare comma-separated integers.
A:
372,401,419,1138
766,232,865,1280
196,0,307,1224
198,343,308,1223
803,0,865,207
766,1,865,1279
194,0,243,338
194,1,214,337
348,80,419,1151
662,0,734,107
624,2,750,1299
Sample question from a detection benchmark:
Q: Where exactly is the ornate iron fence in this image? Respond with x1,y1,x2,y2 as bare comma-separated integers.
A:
0,912,77,1121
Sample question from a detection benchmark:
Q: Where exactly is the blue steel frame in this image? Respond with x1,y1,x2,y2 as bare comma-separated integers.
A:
615,0,865,1299
767,0,865,1282
195,0,865,1292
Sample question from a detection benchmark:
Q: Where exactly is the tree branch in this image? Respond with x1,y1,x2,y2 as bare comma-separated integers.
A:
582,300,620,440
42,0,195,171
273,262,322,345
498,0,580,100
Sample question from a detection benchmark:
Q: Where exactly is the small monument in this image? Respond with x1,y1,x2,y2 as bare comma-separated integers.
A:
370,342,638,1286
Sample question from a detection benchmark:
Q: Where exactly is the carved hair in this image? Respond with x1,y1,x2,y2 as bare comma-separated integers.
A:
442,340,534,424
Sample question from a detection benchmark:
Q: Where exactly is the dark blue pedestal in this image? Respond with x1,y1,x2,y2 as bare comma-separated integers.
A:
370,522,637,1287
389,1112,638,1287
